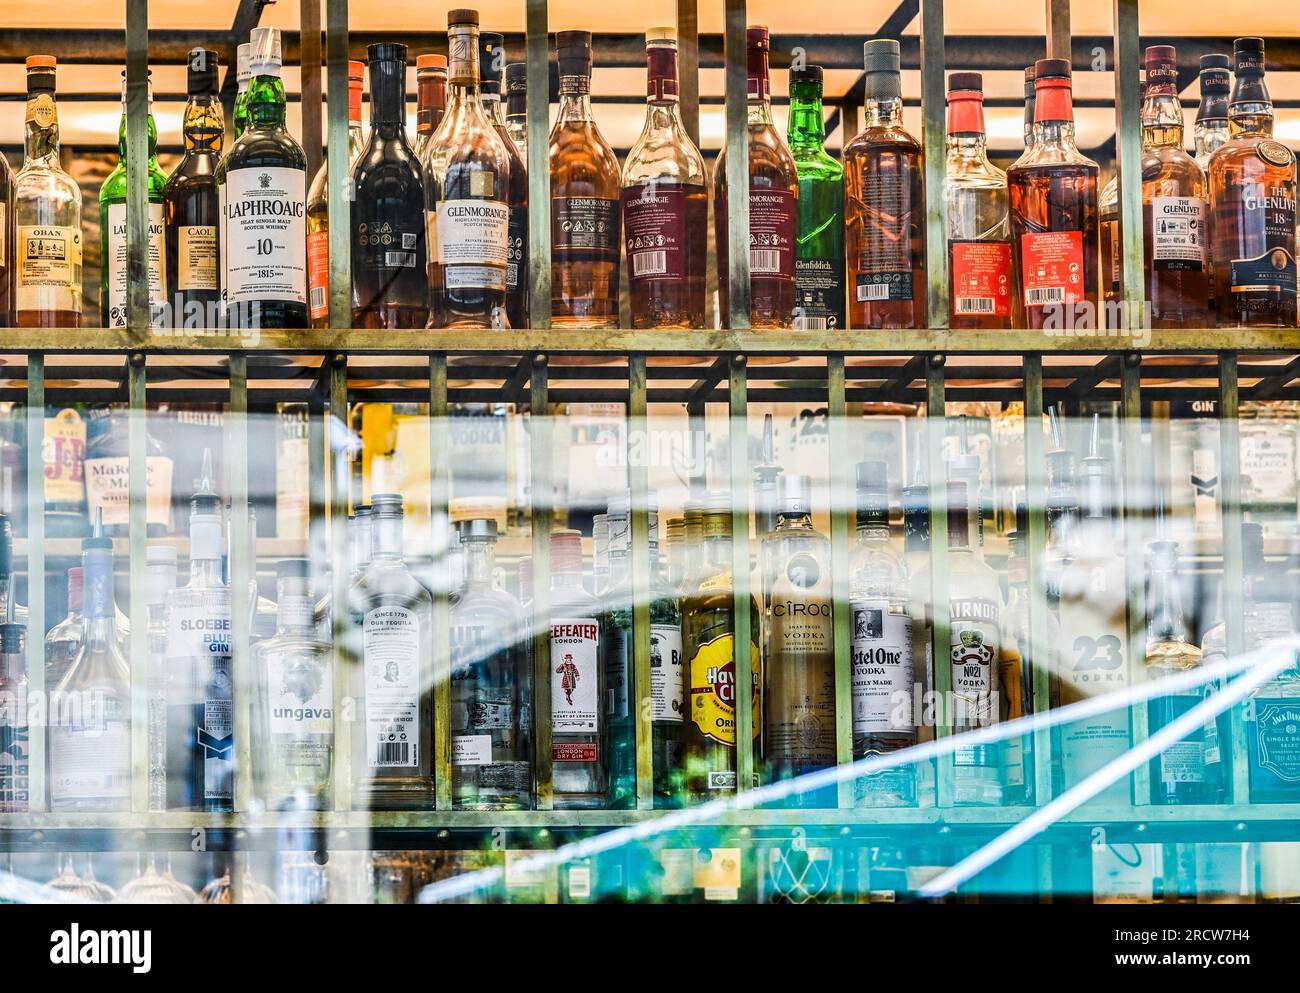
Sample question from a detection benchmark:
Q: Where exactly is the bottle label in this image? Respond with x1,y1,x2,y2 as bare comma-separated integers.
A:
687,634,761,746
850,599,914,735
177,224,218,292
453,734,493,766
793,257,846,329
622,181,690,282
219,166,307,305
1229,247,1298,294
0,204,5,265
1250,602,1295,647
949,597,999,726
552,196,620,262
1249,701,1300,785
1107,220,1121,292
1019,230,1085,308
950,241,1012,317
1157,700,1207,785
307,229,329,319
15,224,82,315
1240,422,1298,504
48,714,131,804
435,199,508,269
550,617,600,735
1150,197,1207,271
359,217,424,271
362,606,421,768
0,674,27,811
650,624,684,723
748,188,796,279
853,167,916,301
855,271,913,302
84,454,174,528
506,205,528,290
166,587,234,803
266,648,334,735
105,202,167,327
43,408,86,506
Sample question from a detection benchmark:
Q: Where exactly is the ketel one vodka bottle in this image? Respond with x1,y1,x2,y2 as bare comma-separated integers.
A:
166,451,234,811
449,518,533,810
349,493,434,810
762,474,836,806
253,559,333,811
49,511,131,812
548,528,606,809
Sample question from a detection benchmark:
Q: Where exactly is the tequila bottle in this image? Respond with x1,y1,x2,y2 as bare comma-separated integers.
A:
449,518,533,810
0,618,27,813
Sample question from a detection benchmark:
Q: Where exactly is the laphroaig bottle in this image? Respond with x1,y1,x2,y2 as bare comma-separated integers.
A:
787,64,846,331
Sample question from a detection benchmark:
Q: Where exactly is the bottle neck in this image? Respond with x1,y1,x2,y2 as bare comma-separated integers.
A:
116,85,159,161
464,538,497,590
787,80,826,150
1229,72,1273,136
558,75,594,122
81,549,117,645
417,74,446,135
181,93,223,154
370,60,407,132
856,506,891,543
864,96,903,130
24,86,61,165
551,567,584,591
1147,547,1186,642
275,577,316,635
189,511,223,584
246,72,287,129
1142,91,1184,149
946,133,991,166
704,532,733,569
372,515,404,561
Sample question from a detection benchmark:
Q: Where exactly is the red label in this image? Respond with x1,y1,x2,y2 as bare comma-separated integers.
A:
552,742,598,762
749,187,796,281
951,241,1012,317
1020,230,1085,308
622,181,689,282
307,229,329,320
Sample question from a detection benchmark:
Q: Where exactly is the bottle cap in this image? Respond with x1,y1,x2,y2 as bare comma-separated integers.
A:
368,43,407,65
26,55,56,70
277,557,311,580
249,27,283,76
371,493,405,518
479,32,506,86
417,54,448,73
348,59,365,82
702,495,733,538
448,8,480,26
506,62,528,92
1234,37,1265,76
66,566,84,612
863,39,901,101
187,49,219,95
557,30,593,77
948,71,982,93
746,26,770,52
1035,58,1071,80
1200,53,1230,75
549,528,584,573
236,43,251,84
779,474,813,515
647,25,676,45
947,72,985,134
790,64,823,86
462,518,499,540
1144,45,1177,89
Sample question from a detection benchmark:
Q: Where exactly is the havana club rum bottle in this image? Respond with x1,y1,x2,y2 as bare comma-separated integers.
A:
479,32,529,329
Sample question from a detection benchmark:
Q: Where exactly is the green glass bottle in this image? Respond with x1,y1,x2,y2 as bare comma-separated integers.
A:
99,70,167,328
787,64,845,331
232,43,251,139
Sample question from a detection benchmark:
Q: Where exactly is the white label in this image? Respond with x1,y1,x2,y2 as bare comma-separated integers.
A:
106,201,167,327
1240,422,1298,505
1161,739,1206,784
166,587,234,802
363,606,421,768
453,734,493,766
49,718,131,804
1151,196,1207,266
266,649,333,735
436,199,509,266
220,166,307,305
650,624,684,723
949,598,999,726
84,454,173,528
850,599,914,735
16,224,81,314
278,593,315,632
550,617,599,732
567,864,592,899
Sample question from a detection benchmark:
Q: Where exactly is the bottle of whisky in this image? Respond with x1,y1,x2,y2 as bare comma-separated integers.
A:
351,43,428,329
1098,76,1142,311
944,72,1011,329
232,42,252,139
621,26,708,329
426,11,512,329
449,518,533,810
164,50,224,330
505,63,528,162
1193,55,1232,172
844,39,926,329
1207,37,1298,327
479,31,529,330
306,60,364,328
349,492,434,809
715,26,798,329
1008,59,1100,329
762,474,836,804
550,30,622,328
13,56,82,328
413,54,448,163
83,404,174,537
787,64,846,331
216,27,308,330
1142,46,1211,327
0,616,27,813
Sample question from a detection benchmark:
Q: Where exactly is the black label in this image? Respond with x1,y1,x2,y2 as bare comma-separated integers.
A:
506,205,528,289
1230,247,1298,293
552,196,619,263
794,257,846,330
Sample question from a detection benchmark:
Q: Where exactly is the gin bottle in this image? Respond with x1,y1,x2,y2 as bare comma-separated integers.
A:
0,618,27,813
146,545,176,811
601,495,636,808
647,501,685,807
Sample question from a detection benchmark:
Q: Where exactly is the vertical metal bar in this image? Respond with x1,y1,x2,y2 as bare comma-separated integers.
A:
530,356,554,808
429,355,453,810
1217,353,1249,804
1113,0,1143,327
24,356,46,811
920,0,948,330
300,0,324,181
676,0,701,148
925,356,952,808
723,0,751,329
627,356,654,809
526,0,551,330
227,356,252,813
826,356,854,808
1120,352,1150,805
329,355,352,810
1023,356,1053,805
326,0,351,330
729,356,754,802
1046,0,1071,61
308,389,327,573
125,0,149,333
128,355,149,812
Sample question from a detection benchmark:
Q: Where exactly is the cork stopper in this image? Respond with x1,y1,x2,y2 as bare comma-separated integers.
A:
447,8,480,26
1035,57,1071,80
557,30,593,78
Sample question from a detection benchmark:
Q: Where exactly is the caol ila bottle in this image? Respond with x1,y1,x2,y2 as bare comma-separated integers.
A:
352,43,428,328
216,26,308,329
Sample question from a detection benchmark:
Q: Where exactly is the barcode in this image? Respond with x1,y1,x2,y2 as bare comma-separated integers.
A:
384,251,417,269
794,316,829,330
506,262,518,288
750,249,782,274
375,741,410,767
633,250,668,276
857,282,889,302
310,287,326,312
1026,286,1065,306
956,296,996,314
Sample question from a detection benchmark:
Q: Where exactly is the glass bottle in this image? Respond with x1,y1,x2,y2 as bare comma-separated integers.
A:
1008,58,1100,330
165,49,224,329
715,25,798,329
232,42,252,139
1193,53,1231,314
849,460,915,807
13,56,82,328
216,26,308,330
1207,37,1297,327
0,106,13,325
100,69,167,329
306,60,364,328
647,501,685,807
449,518,533,810
944,72,1012,329
1142,46,1210,328
0,618,27,813
426,12,511,329
787,64,846,331
45,566,83,690
83,404,174,538
504,63,528,163
145,544,176,812
49,511,131,812
253,559,333,811
413,54,448,163
479,31,529,330
348,492,434,810
621,26,708,329
1021,66,1036,151
550,30,622,328
600,497,635,807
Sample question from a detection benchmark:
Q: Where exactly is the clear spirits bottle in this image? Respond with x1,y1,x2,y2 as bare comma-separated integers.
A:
254,558,333,811
44,567,82,694
413,54,447,164
145,544,176,812
49,511,131,812
480,31,529,330
0,616,27,813
13,56,82,328
601,495,635,807
232,42,251,139
306,61,364,328
648,501,685,807
788,64,846,331
449,518,533,810
349,492,434,809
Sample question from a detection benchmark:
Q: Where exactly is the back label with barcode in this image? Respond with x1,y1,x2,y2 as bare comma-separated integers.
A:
855,271,913,303
363,605,422,769
793,256,846,329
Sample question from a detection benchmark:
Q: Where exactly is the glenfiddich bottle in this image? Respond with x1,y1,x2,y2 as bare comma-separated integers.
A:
100,70,167,328
479,31,529,329
352,43,428,328
426,11,512,328
216,27,308,329
164,50,224,329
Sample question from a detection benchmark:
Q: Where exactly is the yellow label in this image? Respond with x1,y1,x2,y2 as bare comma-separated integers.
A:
27,93,55,130
177,224,218,291
470,171,495,199
16,224,82,315
688,634,760,746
